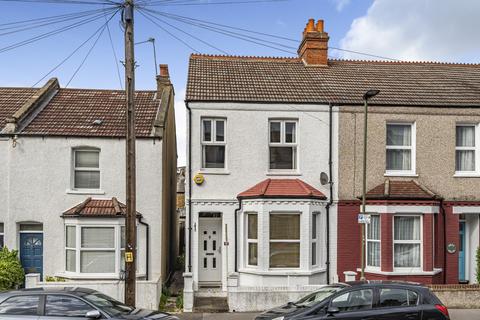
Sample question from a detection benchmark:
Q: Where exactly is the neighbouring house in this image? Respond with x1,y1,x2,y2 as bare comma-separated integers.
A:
0,65,177,308
177,166,186,256
184,17,480,312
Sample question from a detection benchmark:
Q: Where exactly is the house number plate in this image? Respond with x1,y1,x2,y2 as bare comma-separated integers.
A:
447,243,456,254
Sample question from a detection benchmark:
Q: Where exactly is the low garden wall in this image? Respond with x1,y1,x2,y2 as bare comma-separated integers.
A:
25,274,162,310
429,284,480,309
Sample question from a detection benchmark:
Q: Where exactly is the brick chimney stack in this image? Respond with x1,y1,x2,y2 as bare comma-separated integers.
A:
156,64,171,97
298,19,329,66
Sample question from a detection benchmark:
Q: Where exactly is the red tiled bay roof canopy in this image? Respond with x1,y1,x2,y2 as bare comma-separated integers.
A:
62,197,142,217
186,54,480,107
365,179,440,200
238,178,326,200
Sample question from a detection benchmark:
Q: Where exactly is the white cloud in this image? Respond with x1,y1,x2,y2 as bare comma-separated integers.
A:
340,0,480,62
175,88,187,167
333,0,351,12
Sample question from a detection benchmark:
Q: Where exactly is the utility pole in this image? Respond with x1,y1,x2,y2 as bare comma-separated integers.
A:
124,0,137,307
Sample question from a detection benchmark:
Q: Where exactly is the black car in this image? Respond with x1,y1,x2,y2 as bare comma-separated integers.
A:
256,281,449,320
0,287,179,319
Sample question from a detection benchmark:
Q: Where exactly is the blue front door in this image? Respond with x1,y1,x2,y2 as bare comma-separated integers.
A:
459,221,466,282
20,233,43,280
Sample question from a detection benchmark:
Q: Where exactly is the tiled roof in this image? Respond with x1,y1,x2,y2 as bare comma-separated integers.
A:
0,88,37,129
365,180,439,200
238,178,326,200
21,88,159,137
62,197,142,217
186,54,480,106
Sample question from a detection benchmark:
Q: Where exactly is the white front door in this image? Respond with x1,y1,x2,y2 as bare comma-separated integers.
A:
198,218,222,284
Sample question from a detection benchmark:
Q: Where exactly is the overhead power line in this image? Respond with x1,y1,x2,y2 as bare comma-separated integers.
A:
105,12,123,89
0,0,120,5
143,0,289,7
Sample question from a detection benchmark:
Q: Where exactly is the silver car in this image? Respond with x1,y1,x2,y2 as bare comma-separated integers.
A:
0,287,179,319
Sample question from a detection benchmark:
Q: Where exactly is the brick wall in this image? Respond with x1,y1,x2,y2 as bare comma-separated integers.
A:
337,201,362,281
444,204,460,284
381,214,393,272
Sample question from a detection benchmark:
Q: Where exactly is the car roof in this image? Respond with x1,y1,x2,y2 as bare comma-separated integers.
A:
343,280,426,288
0,287,99,298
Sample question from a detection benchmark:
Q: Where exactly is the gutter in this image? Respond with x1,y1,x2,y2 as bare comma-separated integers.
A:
138,217,150,281
325,103,334,284
186,102,193,273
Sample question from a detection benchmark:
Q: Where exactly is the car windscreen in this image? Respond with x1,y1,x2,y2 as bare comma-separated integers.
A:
83,292,134,317
295,286,344,307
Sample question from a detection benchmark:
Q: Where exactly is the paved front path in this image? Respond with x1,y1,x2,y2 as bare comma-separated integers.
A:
177,309,480,319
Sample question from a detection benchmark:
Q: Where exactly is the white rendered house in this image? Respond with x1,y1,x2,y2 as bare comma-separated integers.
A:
0,66,177,308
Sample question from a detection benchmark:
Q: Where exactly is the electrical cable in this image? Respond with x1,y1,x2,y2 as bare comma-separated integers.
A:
139,8,229,54
32,9,119,87
138,9,200,53
144,0,289,7
105,10,124,89
0,0,120,5
66,9,119,87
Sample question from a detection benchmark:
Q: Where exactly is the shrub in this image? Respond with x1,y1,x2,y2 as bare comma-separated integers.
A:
0,247,24,291
476,246,480,284
176,291,184,310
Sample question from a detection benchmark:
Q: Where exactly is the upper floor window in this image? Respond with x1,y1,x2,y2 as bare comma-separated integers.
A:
394,216,421,269
386,123,415,175
0,223,4,248
366,215,380,268
202,118,226,169
73,149,100,189
269,120,297,170
456,124,478,173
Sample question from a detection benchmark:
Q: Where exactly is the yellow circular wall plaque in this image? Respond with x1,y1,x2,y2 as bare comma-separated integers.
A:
193,173,205,185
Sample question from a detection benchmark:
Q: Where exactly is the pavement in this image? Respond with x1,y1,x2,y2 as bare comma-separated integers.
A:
176,309,480,320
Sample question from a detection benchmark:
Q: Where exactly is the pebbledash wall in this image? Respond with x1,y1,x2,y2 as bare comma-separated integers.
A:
337,105,480,284
0,136,164,307
184,102,339,311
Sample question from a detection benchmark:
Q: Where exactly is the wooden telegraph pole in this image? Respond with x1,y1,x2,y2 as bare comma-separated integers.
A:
123,0,137,307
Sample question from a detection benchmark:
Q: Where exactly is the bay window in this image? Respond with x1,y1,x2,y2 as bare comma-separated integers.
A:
269,213,300,268
202,118,226,169
65,225,123,276
312,213,319,266
394,216,421,269
456,124,478,173
269,120,297,170
73,149,100,189
386,123,415,174
246,213,258,266
366,215,380,268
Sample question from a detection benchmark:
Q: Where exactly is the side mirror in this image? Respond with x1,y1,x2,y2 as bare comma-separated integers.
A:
85,310,101,319
327,306,340,315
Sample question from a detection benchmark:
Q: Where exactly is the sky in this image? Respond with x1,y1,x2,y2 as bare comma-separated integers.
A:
2,0,479,166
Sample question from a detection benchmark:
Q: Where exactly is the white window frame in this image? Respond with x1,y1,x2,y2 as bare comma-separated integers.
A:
246,213,258,268
72,148,101,191
268,119,298,172
201,118,227,170
365,214,381,270
393,215,423,272
0,223,4,248
269,212,301,269
455,123,480,176
64,224,122,278
385,122,416,176
311,212,320,267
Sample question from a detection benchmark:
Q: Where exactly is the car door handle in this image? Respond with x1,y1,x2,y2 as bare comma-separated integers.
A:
405,313,418,320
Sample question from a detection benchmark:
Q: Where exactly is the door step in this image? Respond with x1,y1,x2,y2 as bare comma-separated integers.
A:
193,296,229,313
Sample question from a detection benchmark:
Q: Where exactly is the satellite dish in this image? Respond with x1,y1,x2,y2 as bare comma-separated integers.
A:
320,172,329,185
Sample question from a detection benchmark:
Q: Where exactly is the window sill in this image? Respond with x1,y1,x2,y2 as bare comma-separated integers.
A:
199,169,230,175
266,171,302,176
239,267,326,276
453,172,480,178
384,172,418,177
357,268,442,276
66,189,105,195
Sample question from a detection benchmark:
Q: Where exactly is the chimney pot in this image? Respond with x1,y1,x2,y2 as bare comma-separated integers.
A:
159,64,169,77
298,18,329,66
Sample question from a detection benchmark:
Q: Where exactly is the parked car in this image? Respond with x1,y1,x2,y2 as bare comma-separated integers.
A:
0,287,179,319
255,281,449,320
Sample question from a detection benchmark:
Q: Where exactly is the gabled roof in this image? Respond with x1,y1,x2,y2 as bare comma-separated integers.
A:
62,197,142,217
0,78,166,137
186,54,480,107
238,178,326,200
365,179,440,200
